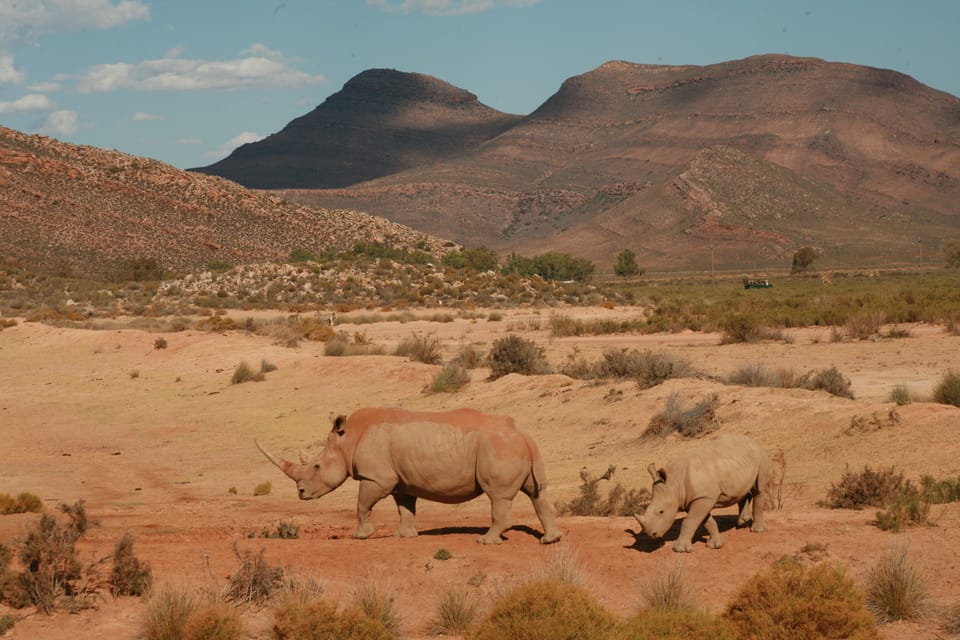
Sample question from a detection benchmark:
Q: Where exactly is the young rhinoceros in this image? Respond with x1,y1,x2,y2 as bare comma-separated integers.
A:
256,407,562,545
634,434,768,552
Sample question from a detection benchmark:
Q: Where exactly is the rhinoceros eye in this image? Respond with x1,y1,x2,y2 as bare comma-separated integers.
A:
314,464,320,470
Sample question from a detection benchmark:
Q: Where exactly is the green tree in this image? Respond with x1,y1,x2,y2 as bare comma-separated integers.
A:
791,246,819,274
942,240,960,269
614,249,641,277
441,246,499,272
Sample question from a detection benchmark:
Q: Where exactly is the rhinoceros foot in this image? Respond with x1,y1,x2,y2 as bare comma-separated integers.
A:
672,540,693,553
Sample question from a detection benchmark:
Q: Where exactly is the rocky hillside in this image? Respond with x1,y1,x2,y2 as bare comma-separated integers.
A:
265,55,960,270
0,126,452,279
192,69,522,189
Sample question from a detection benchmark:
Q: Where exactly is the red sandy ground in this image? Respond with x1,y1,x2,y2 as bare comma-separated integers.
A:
1,307,959,638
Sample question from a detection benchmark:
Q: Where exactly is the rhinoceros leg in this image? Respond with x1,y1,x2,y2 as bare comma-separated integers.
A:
704,515,724,549
737,495,754,527
522,487,562,544
393,493,418,538
478,497,513,544
674,497,715,552
355,480,391,539
749,491,766,533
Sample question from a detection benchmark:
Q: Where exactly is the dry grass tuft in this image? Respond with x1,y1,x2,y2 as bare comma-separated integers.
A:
432,582,480,636
224,545,283,606
645,392,720,438
351,574,401,635
865,545,929,624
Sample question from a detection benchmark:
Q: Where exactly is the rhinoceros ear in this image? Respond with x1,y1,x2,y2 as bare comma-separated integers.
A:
331,414,347,436
647,463,666,484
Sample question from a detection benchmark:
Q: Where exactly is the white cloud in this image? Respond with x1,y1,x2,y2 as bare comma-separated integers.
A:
28,81,61,92
242,43,282,59
367,0,539,15
0,0,150,44
0,93,56,113
0,53,24,84
131,111,162,121
37,109,78,137
77,48,325,93
206,131,265,159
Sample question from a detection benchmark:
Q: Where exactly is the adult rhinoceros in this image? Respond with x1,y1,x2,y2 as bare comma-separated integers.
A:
634,434,768,552
256,407,562,545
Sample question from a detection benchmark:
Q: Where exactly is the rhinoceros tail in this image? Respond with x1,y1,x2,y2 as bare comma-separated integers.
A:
524,435,547,498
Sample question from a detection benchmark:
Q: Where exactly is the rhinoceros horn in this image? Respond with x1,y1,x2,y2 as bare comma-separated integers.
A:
256,440,299,480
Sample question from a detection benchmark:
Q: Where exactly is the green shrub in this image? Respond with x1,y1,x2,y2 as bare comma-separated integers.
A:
472,580,620,640
272,600,392,640
394,332,442,364
933,370,960,407
110,533,153,596
260,521,299,539
556,466,649,517
645,392,719,438
0,614,13,634
143,587,195,640
433,548,452,561
920,474,960,504
486,335,551,380
427,362,471,393
253,482,272,496
623,608,736,639
865,545,928,623
182,601,243,640
724,556,878,640
875,487,929,532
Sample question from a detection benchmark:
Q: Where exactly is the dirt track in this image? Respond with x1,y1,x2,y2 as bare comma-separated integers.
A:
1,309,959,638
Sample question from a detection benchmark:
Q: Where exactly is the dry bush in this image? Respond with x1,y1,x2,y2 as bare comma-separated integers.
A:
559,348,693,389
486,334,551,380
843,409,902,436
646,392,719,438
874,488,929,532
323,332,386,357
0,614,13,634
845,311,884,340
110,533,153,597
0,491,42,514
865,545,929,623
726,363,797,388
253,482,271,496
822,466,909,510
944,604,960,635
224,546,283,606
933,370,960,407
432,582,480,636
142,587,195,640
640,564,692,611
351,574,401,635
719,313,761,343
920,474,960,504
153,336,168,350
799,366,854,398
451,342,483,369
230,361,263,384
182,600,243,640
427,362,471,393
884,325,912,339
763,448,787,511
556,466,649,517
394,332,442,364
887,384,912,405
623,608,737,640
6,500,101,613
531,543,587,587
272,599,392,640
472,580,621,640
724,556,878,640
255,315,336,348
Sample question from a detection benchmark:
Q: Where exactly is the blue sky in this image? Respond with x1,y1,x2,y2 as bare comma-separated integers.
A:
1,0,957,170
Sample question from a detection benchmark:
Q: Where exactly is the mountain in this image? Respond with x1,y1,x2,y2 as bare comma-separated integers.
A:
261,55,960,270
0,126,451,279
191,69,522,189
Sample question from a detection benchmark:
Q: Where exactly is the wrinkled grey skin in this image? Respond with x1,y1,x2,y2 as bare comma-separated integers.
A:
257,407,562,545
634,434,768,552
